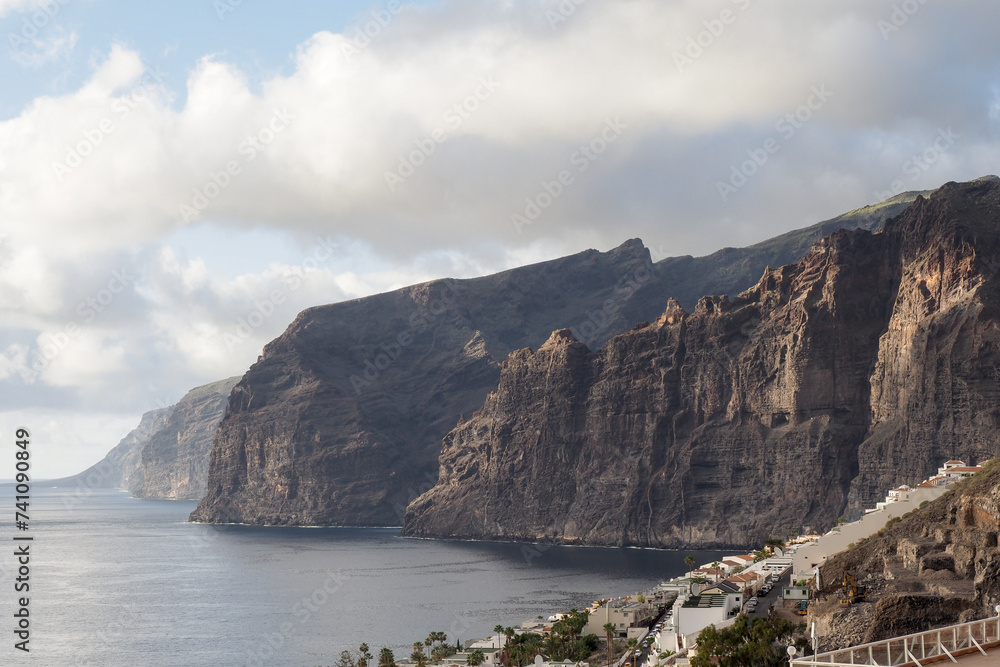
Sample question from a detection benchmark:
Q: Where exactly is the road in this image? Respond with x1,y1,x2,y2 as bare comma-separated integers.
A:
748,569,792,618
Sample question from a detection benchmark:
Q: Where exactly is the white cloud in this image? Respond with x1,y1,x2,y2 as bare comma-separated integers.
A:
0,408,140,479
0,343,29,381
9,27,77,67
1,0,1000,473
0,0,43,17
2,1,998,264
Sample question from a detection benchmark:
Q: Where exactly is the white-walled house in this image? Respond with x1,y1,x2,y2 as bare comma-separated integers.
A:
651,587,742,656
583,598,656,636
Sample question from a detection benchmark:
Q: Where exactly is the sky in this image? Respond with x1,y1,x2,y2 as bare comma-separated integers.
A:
1,0,999,477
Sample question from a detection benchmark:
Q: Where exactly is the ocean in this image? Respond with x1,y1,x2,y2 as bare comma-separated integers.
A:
0,487,731,666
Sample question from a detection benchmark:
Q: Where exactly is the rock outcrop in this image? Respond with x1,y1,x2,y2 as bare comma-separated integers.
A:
191,241,662,525
402,177,1000,548
190,193,917,527
813,460,1000,649
130,377,241,501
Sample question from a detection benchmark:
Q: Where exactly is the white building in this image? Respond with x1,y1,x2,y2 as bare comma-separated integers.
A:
651,586,743,656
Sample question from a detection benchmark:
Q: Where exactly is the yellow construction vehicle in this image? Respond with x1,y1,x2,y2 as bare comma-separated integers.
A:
839,571,866,605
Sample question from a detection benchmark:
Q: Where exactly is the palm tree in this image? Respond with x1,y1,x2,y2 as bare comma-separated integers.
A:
498,626,516,666
684,555,695,573
411,643,427,667
504,627,516,651
603,622,616,667
358,644,372,667
378,648,395,667
468,649,485,667
494,624,505,651
625,638,639,667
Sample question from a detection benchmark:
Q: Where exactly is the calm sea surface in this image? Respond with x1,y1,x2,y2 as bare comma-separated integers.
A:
0,487,731,666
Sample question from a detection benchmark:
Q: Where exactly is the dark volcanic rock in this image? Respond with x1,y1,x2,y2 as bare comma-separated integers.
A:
402,177,1000,548
191,241,661,526
131,377,240,501
190,193,918,527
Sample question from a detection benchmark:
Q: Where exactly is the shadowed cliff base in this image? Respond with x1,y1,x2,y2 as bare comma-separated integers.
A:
402,176,1000,548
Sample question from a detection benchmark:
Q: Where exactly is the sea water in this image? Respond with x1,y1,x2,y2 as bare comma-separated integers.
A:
0,487,731,666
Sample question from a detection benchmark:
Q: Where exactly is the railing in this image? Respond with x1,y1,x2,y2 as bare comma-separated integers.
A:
792,615,1000,666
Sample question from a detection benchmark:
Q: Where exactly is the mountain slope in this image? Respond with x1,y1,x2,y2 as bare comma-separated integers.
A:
190,192,919,527
40,407,173,491
402,177,1000,548
814,459,1000,648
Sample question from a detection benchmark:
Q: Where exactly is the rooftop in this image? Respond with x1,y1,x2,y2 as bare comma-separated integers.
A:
702,581,741,594
682,594,728,609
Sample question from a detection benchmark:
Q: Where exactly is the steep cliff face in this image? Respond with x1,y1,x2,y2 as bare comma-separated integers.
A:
814,461,1000,648
189,192,917,527
43,407,173,491
191,241,662,526
130,377,240,501
402,177,1000,548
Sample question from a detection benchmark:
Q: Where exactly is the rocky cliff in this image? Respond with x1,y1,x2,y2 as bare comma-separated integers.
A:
191,241,663,525
42,407,173,491
402,176,1000,548
813,460,1000,648
190,193,917,527
130,377,241,501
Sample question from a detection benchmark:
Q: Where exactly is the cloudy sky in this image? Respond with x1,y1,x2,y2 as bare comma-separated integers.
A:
1,0,999,477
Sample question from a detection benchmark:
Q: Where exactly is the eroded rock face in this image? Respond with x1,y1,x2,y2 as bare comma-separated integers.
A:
130,377,240,501
815,458,1000,647
189,192,917,527
191,242,664,526
402,177,1000,548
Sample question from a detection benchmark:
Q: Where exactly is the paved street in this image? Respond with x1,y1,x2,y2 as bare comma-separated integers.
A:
749,569,792,618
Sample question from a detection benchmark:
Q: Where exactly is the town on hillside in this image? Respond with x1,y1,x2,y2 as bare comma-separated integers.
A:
336,459,991,667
